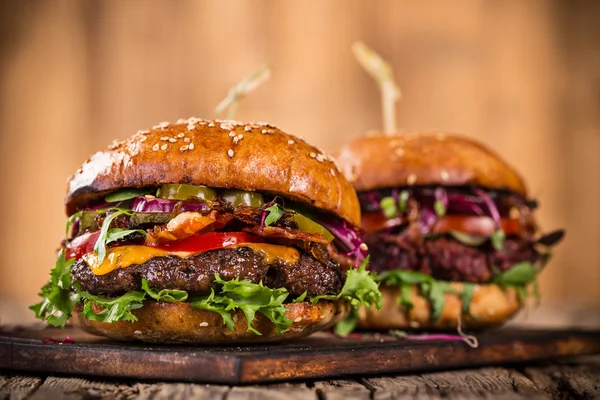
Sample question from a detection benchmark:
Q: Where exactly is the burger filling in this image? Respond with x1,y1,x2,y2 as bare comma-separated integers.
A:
31,184,382,335
357,186,563,319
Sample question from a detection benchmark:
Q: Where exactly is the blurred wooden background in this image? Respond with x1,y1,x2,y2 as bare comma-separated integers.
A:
0,0,598,324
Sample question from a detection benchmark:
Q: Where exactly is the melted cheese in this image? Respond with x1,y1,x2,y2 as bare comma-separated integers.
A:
84,243,299,276
229,243,300,265
83,246,173,276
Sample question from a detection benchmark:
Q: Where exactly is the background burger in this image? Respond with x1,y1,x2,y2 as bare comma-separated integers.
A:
31,118,381,343
336,132,564,330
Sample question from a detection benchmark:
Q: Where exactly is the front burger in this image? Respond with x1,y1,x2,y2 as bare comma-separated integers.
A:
31,118,381,343
336,132,564,330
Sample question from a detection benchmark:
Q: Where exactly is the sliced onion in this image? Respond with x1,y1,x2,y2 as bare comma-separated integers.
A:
131,196,210,213
448,231,488,246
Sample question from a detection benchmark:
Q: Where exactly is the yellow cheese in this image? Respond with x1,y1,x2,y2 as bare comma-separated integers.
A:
83,246,173,276
229,243,300,265
83,243,300,276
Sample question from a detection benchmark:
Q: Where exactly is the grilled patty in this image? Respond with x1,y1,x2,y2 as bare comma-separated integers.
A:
366,233,538,283
71,246,343,298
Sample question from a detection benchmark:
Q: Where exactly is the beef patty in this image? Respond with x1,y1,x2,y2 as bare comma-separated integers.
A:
72,246,343,298
366,233,538,283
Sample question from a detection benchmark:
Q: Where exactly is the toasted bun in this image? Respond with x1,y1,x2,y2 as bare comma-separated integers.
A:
66,118,360,225
358,283,521,330
336,132,527,196
71,300,348,344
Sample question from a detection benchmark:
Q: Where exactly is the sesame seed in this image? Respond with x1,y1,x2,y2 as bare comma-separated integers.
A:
189,143,194,150
309,152,316,158
161,144,168,150
152,144,159,151
177,132,185,138
199,322,209,327
137,130,149,135
441,170,449,181
244,126,252,132
327,155,335,162
183,138,190,143
158,121,169,128
134,330,142,335
160,136,169,141
238,134,244,139
176,118,186,124
267,129,274,134
294,317,302,323
261,129,268,134
407,174,417,185
359,243,368,251
227,149,234,158
287,139,294,145
139,136,147,142
330,168,335,176
229,132,236,138
168,138,177,143
187,123,195,131
220,123,234,131
208,122,215,127
316,154,326,162
180,145,189,151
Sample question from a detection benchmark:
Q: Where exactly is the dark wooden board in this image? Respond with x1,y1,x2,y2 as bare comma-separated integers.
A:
1,325,599,384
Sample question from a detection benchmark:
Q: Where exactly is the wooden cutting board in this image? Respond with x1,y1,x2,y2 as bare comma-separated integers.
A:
1,325,599,384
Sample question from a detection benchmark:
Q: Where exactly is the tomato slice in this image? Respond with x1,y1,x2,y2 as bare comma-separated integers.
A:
65,231,100,261
361,212,521,236
432,215,521,236
146,231,263,253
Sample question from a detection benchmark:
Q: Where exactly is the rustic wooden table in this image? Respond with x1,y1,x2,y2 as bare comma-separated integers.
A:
1,356,599,399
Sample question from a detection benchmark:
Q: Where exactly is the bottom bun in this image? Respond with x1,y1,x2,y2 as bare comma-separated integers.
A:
71,300,348,344
358,283,521,330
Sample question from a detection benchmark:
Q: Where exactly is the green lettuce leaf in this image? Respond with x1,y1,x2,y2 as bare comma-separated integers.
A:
264,204,284,226
104,188,155,203
460,283,476,315
190,274,293,334
79,290,146,323
311,256,383,310
141,279,188,302
491,229,506,251
94,208,136,264
493,262,537,286
105,228,147,245
334,307,359,336
65,211,82,239
29,251,79,327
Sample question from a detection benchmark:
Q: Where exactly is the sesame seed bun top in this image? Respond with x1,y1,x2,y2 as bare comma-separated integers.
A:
335,132,527,196
66,118,361,225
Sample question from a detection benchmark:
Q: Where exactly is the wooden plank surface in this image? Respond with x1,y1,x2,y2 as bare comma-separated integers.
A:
3,325,600,385
2,326,600,384
2,358,600,399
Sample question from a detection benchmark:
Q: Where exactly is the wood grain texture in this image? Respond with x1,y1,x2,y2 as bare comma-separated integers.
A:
227,386,316,400
0,376,42,400
2,326,600,385
134,382,229,400
314,380,371,400
1,359,600,399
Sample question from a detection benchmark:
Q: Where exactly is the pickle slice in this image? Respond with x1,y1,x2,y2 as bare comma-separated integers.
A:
222,190,265,208
157,184,217,201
